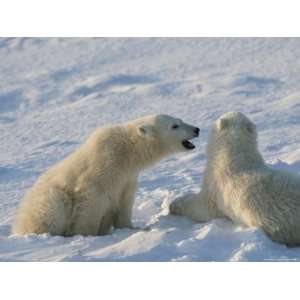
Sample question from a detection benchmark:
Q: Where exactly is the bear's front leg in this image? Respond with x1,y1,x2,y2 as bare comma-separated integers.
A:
169,193,201,216
169,192,219,222
114,179,151,231
114,180,137,229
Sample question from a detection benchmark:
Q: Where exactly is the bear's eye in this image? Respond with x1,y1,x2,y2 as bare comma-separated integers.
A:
172,124,179,130
245,124,253,134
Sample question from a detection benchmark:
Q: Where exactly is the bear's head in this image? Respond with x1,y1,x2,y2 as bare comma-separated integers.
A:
208,112,258,157
135,114,200,154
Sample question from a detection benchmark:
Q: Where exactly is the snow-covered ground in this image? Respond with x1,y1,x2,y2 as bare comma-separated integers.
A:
1,37,300,261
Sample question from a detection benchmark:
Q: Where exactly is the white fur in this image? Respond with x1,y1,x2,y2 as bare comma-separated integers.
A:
13,114,199,236
170,112,300,246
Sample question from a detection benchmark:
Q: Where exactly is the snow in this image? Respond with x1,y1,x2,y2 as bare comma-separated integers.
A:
1,37,300,261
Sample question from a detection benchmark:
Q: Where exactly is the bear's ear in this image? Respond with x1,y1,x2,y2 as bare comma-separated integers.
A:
137,124,153,138
217,118,229,131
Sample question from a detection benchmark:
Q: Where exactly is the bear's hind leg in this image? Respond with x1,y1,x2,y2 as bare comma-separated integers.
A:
12,187,71,236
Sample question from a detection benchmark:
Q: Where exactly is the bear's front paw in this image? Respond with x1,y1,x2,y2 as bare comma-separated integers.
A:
169,198,185,215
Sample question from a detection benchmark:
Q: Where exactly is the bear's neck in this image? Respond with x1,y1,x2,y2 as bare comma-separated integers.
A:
127,130,169,172
208,142,265,175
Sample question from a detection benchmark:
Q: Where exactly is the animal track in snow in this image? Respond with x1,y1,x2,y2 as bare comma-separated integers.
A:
231,74,283,97
68,74,158,102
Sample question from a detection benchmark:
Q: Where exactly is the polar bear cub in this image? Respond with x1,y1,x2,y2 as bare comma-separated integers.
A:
13,114,199,236
170,112,300,246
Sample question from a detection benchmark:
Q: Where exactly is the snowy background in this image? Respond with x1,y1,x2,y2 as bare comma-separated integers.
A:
1,37,300,261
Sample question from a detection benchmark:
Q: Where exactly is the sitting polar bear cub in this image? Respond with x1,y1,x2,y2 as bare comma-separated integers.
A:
13,114,199,236
170,111,300,246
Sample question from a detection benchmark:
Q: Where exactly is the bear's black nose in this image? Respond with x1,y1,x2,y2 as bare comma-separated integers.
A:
194,127,200,136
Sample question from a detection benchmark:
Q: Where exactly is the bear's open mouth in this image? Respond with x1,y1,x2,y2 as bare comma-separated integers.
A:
182,140,195,150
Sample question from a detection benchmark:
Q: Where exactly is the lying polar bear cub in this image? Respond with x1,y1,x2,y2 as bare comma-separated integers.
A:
13,114,199,236
170,111,300,246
